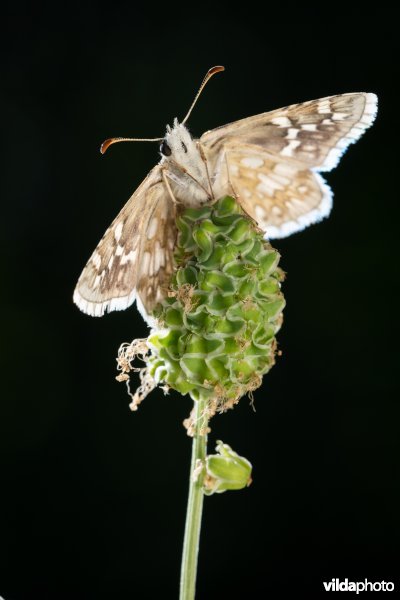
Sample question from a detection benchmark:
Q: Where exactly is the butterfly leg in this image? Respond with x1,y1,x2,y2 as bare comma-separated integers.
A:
209,148,240,204
161,168,180,205
223,151,265,227
224,151,240,200
197,141,214,200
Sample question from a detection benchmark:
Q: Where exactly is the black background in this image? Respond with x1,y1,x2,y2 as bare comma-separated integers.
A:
1,4,399,599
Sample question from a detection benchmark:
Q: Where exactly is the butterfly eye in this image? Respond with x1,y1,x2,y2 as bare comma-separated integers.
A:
160,140,172,157
181,141,188,153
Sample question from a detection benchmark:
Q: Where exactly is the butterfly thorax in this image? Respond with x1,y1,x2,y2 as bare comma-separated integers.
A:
160,119,211,207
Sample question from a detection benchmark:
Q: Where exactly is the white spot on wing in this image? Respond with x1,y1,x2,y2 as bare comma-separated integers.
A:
280,140,301,157
302,124,317,131
332,112,348,121
147,217,159,239
271,116,292,127
274,162,298,177
141,251,151,274
154,241,165,267
270,172,289,187
286,128,299,140
114,222,123,242
121,250,137,265
254,205,267,221
153,248,161,272
257,173,284,196
92,252,101,270
271,205,282,216
241,156,264,168
318,100,331,114
229,163,239,176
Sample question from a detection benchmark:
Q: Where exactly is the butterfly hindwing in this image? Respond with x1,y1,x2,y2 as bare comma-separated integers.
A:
214,145,331,238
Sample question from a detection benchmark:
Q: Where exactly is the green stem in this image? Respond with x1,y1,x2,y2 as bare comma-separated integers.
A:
179,398,208,600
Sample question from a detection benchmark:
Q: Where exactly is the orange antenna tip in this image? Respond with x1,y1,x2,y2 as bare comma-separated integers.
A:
100,138,115,154
208,65,225,76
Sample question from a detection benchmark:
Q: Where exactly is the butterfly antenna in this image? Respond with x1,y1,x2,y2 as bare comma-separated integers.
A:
100,136,163,154
181,65,225,125
101,66,224,153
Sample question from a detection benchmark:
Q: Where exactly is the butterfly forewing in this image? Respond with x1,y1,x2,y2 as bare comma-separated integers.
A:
202,93,377,171
73,166,174,317
135,188,177,317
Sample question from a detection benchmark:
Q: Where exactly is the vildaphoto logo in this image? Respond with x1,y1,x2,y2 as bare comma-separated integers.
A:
323,579,394,593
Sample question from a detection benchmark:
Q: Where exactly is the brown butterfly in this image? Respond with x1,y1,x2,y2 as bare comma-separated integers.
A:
73,66,377,322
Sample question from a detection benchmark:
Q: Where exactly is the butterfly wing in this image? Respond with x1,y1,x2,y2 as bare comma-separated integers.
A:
202,93,377,171
73,166,176,318
201,93,377,238
214,145,331,238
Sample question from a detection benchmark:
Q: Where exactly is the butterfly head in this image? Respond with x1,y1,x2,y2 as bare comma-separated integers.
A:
160,118,197,163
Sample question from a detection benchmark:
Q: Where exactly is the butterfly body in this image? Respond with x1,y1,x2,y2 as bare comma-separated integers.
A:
74,88,377,322
161,118,212,206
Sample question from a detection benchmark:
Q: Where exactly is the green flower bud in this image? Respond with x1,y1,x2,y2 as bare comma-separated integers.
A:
203,441,252,495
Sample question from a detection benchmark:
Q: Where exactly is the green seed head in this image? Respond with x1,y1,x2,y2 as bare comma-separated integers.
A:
116,196,285,425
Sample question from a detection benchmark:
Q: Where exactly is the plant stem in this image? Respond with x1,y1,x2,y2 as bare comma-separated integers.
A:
179,398,208,600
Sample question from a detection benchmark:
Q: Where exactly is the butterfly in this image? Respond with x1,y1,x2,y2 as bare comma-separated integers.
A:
73,66,377,322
